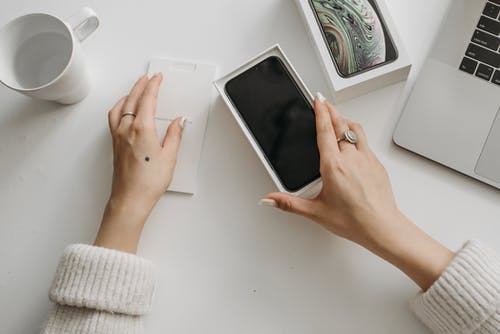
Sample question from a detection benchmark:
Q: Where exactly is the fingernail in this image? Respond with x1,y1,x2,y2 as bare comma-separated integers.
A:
154,72,163,78
316,92,326,103
258,199,277,208
180,116,187,129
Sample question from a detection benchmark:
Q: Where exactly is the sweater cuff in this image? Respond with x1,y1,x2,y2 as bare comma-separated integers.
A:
49,244,155,316
412,240,500,333
42,305,143,334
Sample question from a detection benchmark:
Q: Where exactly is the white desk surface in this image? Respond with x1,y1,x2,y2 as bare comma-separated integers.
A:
1,0,500,333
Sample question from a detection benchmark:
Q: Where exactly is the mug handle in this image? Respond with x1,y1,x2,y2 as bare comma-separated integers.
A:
66,7,99,42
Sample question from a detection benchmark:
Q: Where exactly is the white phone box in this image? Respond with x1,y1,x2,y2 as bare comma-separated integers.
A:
294,0,412,103
214,45,322,199
148,58,216,195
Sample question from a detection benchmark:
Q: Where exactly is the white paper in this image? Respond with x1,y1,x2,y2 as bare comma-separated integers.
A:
148,58,216,194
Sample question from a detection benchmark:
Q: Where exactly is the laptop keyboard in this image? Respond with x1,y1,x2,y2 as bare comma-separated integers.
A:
459,0,500,86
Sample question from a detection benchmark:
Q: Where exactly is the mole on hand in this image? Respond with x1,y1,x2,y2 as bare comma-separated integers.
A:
145,156,150,162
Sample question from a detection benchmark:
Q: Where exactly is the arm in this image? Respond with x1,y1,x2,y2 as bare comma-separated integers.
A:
262,93,500,333
41,74,185,334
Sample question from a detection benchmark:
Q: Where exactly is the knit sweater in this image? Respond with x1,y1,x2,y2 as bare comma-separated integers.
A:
41,241,500,334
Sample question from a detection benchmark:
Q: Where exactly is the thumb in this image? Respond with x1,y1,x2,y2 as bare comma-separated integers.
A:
162,116,186,157
260,192,314,217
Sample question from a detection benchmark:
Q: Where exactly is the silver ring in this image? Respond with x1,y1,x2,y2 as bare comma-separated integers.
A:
121,112,137,119
337,129,358,145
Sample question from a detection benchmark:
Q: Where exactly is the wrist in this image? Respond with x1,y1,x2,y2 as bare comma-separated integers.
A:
93,196,156,254
106,195,156,225
361,212,454,291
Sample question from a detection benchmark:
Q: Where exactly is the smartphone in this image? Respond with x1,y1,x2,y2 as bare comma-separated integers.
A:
225,56,320,192
309,0,398,78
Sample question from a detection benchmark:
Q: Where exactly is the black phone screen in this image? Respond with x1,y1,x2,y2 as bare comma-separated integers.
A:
309,0,398,77
225,56,320,192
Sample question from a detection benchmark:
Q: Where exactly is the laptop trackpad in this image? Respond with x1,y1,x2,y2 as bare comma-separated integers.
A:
475,107,500,184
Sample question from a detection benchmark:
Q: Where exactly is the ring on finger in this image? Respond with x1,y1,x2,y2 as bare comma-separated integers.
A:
121,112,137,119
337,129,358,145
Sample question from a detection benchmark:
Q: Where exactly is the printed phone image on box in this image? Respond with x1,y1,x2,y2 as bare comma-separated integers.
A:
309,0,398,78
294,0,411,102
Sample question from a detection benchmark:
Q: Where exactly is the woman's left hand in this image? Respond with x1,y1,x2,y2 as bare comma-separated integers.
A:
94,73,185,253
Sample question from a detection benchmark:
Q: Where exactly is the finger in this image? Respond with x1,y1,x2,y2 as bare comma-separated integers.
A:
347,120,369,152
314,93,339,160
137,72,163,126
325,101,356,151
119,74,149,129
260,192,315,217
162,116,186,159
108,96,126,133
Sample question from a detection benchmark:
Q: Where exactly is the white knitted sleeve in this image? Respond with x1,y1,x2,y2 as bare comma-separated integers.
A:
41,244,155,334
412,240,500,334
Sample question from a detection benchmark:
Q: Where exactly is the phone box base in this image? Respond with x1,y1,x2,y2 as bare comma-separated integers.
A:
295,0,411,103
214,45,322,199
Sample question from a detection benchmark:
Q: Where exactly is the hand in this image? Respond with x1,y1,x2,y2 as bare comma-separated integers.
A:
262,93,454,291
94,73,185,253
263,93,402,246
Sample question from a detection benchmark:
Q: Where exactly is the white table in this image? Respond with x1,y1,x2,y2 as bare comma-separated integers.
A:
2,0,499,333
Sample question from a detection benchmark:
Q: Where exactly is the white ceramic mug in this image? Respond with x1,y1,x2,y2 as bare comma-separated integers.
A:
0,8,99,104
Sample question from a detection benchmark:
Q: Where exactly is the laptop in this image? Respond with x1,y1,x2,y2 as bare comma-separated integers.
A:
394,0,500,188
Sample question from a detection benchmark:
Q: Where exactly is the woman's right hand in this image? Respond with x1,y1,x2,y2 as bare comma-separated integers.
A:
263,93,403,248
262,93,454,291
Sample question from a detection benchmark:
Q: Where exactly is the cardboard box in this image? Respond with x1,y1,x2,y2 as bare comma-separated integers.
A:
295,0,411,102
214,45,322,198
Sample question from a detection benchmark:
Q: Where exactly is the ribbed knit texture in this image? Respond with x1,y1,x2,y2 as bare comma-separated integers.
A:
42,305,143,333
41,244,155,334
413,240,500,334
